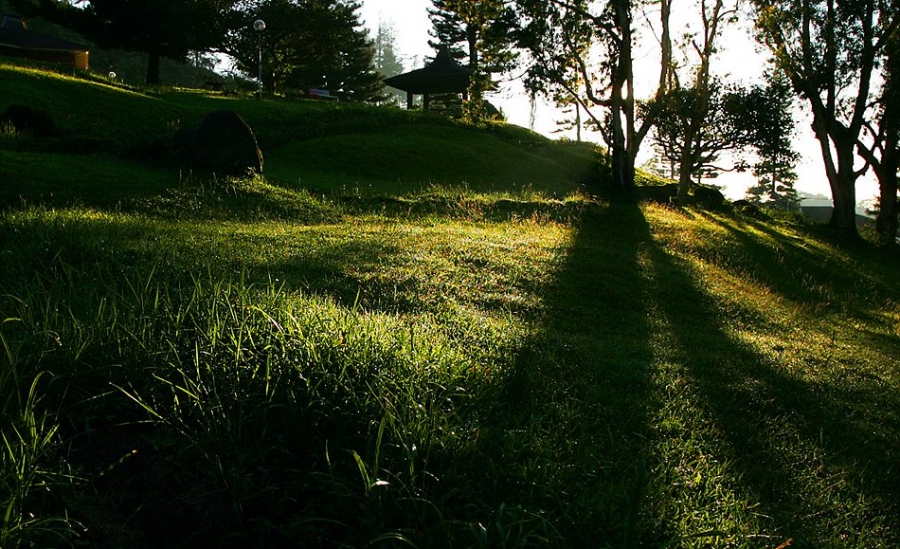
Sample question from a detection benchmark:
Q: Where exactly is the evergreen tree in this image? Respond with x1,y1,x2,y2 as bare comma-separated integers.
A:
428,0,518,121
226,0,383,102
373,18,405,106
743,72,801,210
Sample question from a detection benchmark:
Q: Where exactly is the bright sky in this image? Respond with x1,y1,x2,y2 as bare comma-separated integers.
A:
358,0,877,204
358,0,579,147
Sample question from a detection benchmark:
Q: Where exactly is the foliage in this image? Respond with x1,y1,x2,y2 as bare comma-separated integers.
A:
225,0,384,102
643,0,742,196
428,0,519,123
3,62,900,548
742,71,800,211
514,0,674,192
752,0,900,238
372,18,406,106
8,0,238,84
644,80,756,187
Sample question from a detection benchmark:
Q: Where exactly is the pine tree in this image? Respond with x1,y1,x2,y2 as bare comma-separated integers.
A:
745,72,800,211
373,19,405,106
428,0,518,121
226,0,384,102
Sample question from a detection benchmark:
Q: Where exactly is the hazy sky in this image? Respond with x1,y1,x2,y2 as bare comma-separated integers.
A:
358,1,876,202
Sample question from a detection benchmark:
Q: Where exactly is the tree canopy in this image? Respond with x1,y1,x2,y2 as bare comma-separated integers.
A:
9,0,238,84
752,0,900,238
429,0,518,121
514,0,674,192
225,0,383,102
373,19,406,106
744,73,801,211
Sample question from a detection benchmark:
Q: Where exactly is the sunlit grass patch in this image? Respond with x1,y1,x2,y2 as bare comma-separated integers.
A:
125,173,342,222
3,60,900,546
637,202,900,547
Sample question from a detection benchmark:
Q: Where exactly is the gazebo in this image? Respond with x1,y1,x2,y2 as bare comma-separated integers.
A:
384,46,473,110
0,15,90,70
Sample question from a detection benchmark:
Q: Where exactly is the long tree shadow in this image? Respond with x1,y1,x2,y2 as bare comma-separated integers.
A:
466,199,663,547
644,211,900,546
697,210,900,313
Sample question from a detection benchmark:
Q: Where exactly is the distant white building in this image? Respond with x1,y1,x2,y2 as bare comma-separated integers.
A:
799,196,878,229
799,196,833,209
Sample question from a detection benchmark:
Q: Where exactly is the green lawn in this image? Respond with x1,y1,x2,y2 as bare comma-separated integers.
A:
1,63,899,548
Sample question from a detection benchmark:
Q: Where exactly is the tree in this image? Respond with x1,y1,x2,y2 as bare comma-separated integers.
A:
226,0,384,102
646,80,758,188
859,32,900,246
373,18,405,106
429,0,519,121
752,0,900,238
743,71,801,210
515,0,674,192
663,0,741,197
9,0,237,84
553,97,589,142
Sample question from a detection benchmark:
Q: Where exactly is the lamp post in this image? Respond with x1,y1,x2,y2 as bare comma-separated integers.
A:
253,18,266,99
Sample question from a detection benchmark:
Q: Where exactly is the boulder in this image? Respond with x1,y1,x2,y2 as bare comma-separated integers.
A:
690,185,726,208
175,110,263,174
640,183,679,204
1,105,56,137
732,199,763,217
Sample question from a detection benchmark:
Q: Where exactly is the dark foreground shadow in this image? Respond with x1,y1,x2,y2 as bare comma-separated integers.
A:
463,201,900,547
467,200,661,547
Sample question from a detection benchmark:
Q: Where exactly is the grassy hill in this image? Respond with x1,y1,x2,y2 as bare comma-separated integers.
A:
1,64,899,548
0,64,602,201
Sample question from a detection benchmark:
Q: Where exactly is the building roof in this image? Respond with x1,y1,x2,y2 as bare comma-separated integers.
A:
0,15,89,53
384,46,473,95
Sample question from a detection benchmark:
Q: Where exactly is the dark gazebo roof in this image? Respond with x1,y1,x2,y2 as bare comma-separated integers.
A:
384,46,473,95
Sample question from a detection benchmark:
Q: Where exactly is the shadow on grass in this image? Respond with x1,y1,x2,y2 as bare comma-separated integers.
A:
644,209,900,546
465,200,662,547
462,201,899,546
697,210,900,314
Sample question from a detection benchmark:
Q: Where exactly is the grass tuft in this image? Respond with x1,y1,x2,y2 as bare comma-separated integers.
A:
1,62,899,547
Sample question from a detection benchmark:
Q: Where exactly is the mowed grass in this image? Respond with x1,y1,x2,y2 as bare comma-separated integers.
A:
1,64,900,547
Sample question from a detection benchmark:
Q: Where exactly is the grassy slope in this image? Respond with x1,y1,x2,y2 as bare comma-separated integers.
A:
1,64,899,548
1,64,599,201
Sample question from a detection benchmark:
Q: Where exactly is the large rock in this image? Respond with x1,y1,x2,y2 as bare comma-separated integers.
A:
639,183,679,204
175,110,263,174
1,105,56,137
732,199,762,217
690,185,726,208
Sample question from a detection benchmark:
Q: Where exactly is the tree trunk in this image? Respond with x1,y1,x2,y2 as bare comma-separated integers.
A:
875,141,899,246
876,44,899,247
677,127,696,197
610,0,635,192
829,175,859,237
811,116,860,239
876,172,898,246
146,50,162,85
